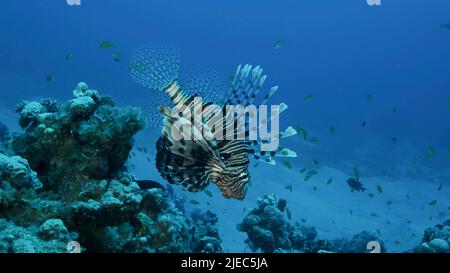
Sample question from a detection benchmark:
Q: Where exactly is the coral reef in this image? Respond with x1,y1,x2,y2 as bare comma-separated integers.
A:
238,194,386,253
414,219,450,253
332,231,386,253
0,83,222,253
11,82,144,197
238,194,332,253
189,209,222,253
0,218,77,253
90,189,222,253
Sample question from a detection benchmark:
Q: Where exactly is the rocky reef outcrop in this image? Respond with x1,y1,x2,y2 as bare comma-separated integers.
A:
11,82,144,197
238,194,334,253
238,194,386,253
0,82,222,253
0,218,78,253
414,219,450,253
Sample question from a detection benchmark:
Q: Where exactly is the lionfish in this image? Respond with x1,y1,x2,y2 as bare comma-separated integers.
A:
129,46,298,200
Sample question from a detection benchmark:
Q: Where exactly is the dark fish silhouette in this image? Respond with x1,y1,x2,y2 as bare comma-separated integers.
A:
347,178,367,192
134,179,165,190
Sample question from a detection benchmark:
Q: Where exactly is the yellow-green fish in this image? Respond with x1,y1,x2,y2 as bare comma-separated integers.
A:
298,128,308,141
189,200,200,205
326,178,332,185
440,23,450,29
65,51,73,61
422,146,436,159
364,92,373,102
100,41,115,49
304,94,314,101
46,75,54,82
273,39,284,50
285,184,293,192
376,184,383,194
112,51,121,62
329,125,336,134
282,160,293,169
204,190,213,198
368,193,374,198
429,200,438,206
313,159,320,165
299,168,306,174
309,136,318,143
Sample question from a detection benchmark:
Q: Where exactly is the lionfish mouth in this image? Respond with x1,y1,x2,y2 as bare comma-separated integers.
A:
214,169,250,200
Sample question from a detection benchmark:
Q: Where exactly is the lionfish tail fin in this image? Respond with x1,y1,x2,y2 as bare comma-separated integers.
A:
129,45,181,128
129,45,181,91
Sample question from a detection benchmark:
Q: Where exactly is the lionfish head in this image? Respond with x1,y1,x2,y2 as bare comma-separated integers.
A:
213,145,251,200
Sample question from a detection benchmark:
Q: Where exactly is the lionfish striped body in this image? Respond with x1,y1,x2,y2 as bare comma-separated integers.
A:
129,46,297,200
156,80,252,199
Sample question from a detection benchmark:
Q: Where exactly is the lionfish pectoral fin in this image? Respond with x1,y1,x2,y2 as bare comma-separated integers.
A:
156,136,216,193
156,108,221,194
